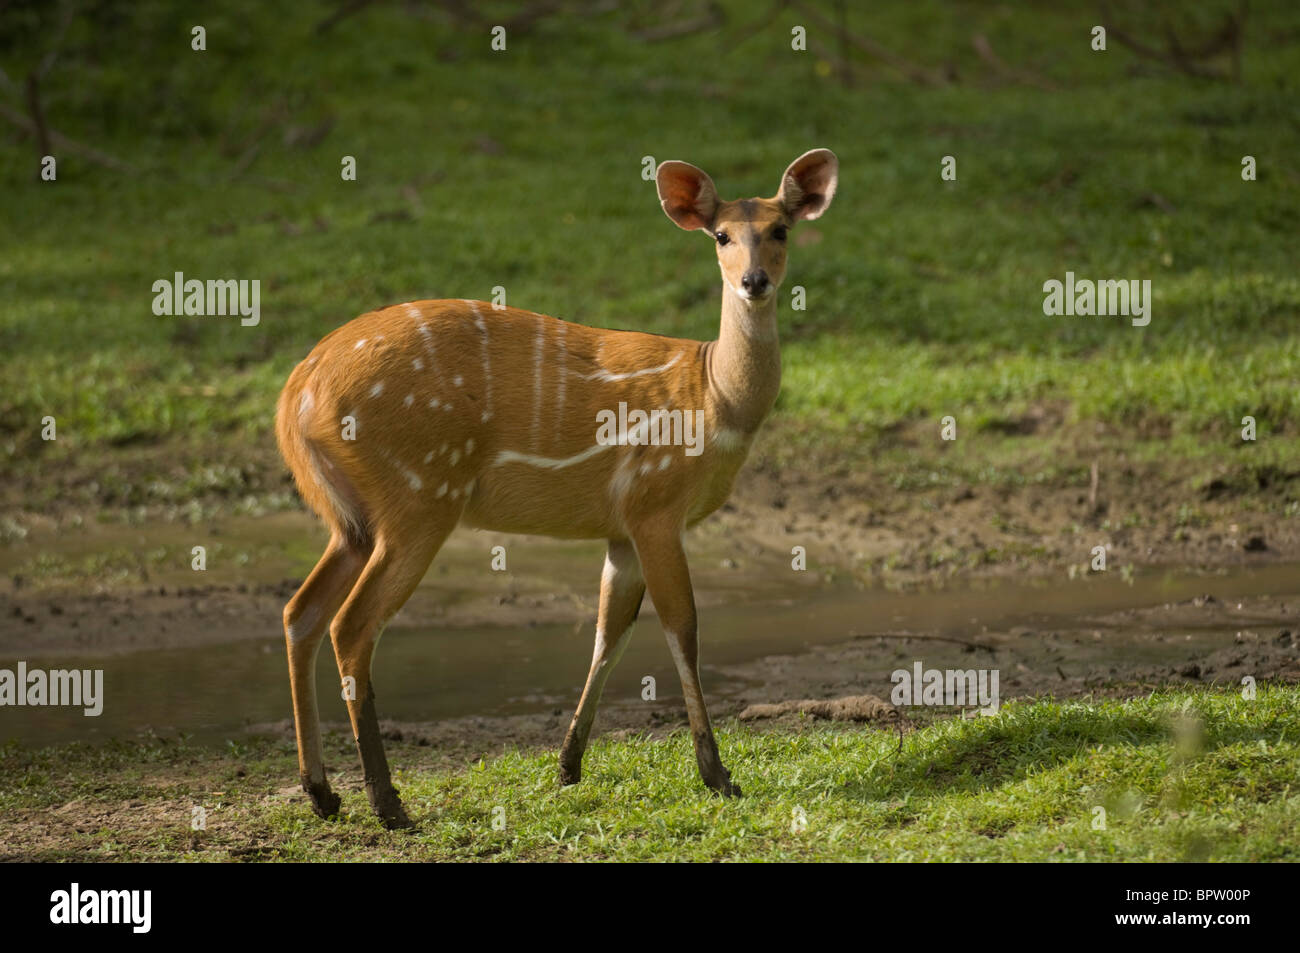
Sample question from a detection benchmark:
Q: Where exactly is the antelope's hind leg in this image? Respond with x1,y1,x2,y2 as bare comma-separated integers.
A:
283,534,370,819
329,521,455,829
560,539,645,785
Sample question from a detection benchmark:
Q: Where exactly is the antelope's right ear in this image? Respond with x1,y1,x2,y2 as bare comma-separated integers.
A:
656,161,719,232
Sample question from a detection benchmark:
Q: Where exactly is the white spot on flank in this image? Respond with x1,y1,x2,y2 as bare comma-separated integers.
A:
439,442,447,455
403,394,414,408
370,382,385,397
450,488,460,500
464,479,476,496
453,375,463,387
428,398,440,409
382,450,423,491
423,451,434,463
435,482,448,498
450,450,460,465
413,358,424,371
465,438,475,455
493,443,612,470
639,462,652,476
354,339,367,349
658,456,672,470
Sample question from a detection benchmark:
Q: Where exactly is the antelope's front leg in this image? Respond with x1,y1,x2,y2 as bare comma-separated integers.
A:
560,539,645,785
631,523,741,797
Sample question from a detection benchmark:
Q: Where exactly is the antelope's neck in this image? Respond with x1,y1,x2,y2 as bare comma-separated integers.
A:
705,284,781,434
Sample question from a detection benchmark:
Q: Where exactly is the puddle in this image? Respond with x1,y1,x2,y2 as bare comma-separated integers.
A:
2,557,1296,748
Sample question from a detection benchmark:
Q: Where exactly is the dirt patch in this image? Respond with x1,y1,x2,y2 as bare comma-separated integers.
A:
739,694,899,723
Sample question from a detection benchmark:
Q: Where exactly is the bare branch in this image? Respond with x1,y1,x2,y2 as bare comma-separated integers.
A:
632,1,725,42
0,100,136,172
315,0,378,36
790,0,948,87
971,33,1058,91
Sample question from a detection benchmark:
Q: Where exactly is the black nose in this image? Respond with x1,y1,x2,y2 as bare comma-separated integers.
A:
741,270,769,295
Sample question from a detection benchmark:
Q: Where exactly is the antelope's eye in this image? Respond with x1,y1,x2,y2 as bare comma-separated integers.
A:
772,225,788,242
714,231,730,246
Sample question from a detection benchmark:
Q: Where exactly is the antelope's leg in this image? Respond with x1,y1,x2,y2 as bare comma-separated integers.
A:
559,538,645,785
329,522,452,828
632,524,740,797
283,535,369,818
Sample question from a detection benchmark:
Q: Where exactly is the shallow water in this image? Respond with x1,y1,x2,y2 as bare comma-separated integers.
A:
3,559,1296,748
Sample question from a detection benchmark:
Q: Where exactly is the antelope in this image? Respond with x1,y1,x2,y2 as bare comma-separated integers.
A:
275,149,838,827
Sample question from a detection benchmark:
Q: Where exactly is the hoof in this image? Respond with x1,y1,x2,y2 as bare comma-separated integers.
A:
708,773,742,798
304,778,341,819
369,785,414,829
380,807,415,830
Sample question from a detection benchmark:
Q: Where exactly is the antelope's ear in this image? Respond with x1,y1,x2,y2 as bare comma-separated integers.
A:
776,148,838,222
656,161,720,232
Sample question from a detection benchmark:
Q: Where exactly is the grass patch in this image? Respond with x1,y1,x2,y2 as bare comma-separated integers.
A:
2,0,1299,490
3,687,1296,861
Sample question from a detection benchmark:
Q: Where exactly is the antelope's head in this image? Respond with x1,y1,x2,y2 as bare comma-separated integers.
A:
656,149,838,303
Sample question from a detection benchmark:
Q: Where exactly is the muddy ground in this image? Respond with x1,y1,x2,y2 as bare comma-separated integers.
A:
1,419,1297,762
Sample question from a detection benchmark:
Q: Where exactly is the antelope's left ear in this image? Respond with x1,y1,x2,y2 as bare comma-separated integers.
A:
776,148,838,222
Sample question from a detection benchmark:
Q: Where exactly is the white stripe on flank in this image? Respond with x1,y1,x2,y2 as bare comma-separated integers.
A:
531,318,545,449
571,353,682,382
418,323,436,357
554,323,567,440
493,442,612,470
466,300,493,422
405,304,439,367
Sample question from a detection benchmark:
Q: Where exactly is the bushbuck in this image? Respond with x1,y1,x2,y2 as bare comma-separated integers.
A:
275,149,838,827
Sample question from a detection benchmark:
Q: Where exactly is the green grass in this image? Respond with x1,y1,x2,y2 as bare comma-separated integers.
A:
3,687,1296,861
2,0,1298,479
